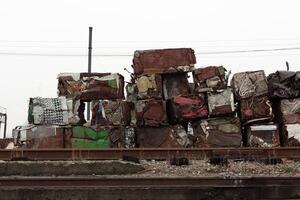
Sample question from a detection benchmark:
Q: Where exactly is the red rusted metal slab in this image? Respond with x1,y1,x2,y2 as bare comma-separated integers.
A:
136,99,168,127
193,66,227,92
132,48,196,75
167,95,208,124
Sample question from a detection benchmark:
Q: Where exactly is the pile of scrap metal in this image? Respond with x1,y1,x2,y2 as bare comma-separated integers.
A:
268,71,300,146
12,73,129,149
8,47,300,149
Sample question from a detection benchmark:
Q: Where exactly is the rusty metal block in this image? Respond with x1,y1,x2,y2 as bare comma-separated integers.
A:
283,124,300,146
162,73,190,100
91,100,133,126
57,73,124,100
136,125,190,148
167,95,208,124
136,99,168,127
239,96,273,123
191,117,242,147
136,74,162,99
246,124,280,147
132,48,196,75
231,70,268,100
274,98,300,124
207,88,235,116
267,71,300,99
28,126,70,149
193,66,227,92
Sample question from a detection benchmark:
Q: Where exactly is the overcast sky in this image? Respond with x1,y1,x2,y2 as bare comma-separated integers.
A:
0,0,300,136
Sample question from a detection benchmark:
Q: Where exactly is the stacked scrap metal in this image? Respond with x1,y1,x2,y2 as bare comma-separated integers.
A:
128,48,198,148
10,46,300,150
58,72,128,148
268,71,300,146
231,70,278,147
191,66,241,147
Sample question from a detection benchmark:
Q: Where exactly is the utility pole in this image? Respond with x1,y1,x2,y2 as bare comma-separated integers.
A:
87,27,93,120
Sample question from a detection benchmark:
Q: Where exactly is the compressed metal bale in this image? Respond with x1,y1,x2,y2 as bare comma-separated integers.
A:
231,70,268,100
91,100,133,126
136,125,190,148
166,95,208,124
57,73,124,100
162,73,191,100
283,124,300,146
273,98,300,124
207,88,235,116
267,70,300,99
135,99,168,127
18,126,71,149
28,97,70,126
193,66,227,92
136,74,162,99
191,117,242,147
239,96,273,123
132,48,196,75
245,124,280,147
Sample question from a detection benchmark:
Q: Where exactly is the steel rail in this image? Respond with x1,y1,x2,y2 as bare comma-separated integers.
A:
1,147,300,161
0,176,300,187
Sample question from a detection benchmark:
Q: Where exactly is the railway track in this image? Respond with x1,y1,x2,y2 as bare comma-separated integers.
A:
1,147,300,161
0,176,299,199
0,176,299,187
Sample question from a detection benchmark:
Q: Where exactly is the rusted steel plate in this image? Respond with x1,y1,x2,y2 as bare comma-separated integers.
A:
0,176,300,188
57,73,124,100
267,70,300,99
1,148,300,161
132,48,196,75
231,70,268,100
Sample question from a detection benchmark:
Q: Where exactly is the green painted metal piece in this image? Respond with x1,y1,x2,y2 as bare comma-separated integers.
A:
72,138,110,148
72,126,109,140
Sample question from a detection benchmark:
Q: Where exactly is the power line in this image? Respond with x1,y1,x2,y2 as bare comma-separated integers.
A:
0,46,300,57
2,37,300,44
